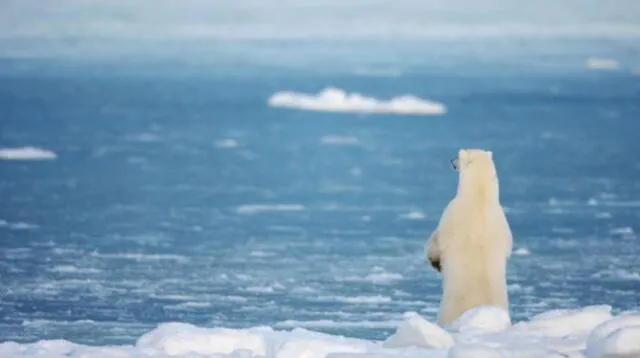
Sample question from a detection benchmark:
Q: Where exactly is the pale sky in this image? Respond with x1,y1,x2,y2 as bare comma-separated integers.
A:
1,0,640,41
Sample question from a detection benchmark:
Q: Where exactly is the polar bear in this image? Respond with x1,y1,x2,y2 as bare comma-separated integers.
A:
425,149,513,327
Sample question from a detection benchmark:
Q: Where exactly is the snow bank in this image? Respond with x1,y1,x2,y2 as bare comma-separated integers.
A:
0,146,57,160
268,87,446,115
2,306,640,358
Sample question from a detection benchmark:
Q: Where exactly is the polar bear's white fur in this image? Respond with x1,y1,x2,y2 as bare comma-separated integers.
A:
425,149,513,326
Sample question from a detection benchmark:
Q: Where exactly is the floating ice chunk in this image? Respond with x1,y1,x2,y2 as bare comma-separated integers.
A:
236,204,305,214
586,58,621,70
268,87,446,115
320,135,361,146
363,271,404,284
383,312,454,349
451,306,511,334
400,211,426,220
610,227,633,235
317,295,393,304
215,139,239,148
137,322,269,357
0,146,57,160
518,305,613,337
513,247,531,256
0,220,39,230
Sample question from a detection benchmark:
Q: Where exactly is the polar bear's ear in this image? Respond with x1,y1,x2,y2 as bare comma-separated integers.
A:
486,150,493,159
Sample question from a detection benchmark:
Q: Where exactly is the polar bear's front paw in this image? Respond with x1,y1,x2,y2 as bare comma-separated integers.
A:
429,256,442,272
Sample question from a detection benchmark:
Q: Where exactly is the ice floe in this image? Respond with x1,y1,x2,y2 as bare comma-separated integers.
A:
268,87,446,115
0,146,57,160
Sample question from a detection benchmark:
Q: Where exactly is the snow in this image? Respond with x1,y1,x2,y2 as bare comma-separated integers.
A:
4,306,639,358
268,87,447,115
0,146,57,160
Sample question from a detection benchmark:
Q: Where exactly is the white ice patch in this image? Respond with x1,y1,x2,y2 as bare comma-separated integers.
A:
215,139,239,148
320,135,361,146
513,247,531,256
0,147,57,160
90,252,188,262
236,204,305,214
0,220,39,230
3,306,640,358
610,227,634,235
592,269,640,281
268,87,446,115
399,211,426,220
338,267,404,285
316,295,393,304
47,265,102,274
586,57,621,70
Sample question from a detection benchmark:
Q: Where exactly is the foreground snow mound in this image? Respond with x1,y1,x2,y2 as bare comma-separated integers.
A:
268,87,446,115
586,312,640,358
137,322,270,356
450,306,511,334
383,312,454,349
0,146,57,160
2,305,639,358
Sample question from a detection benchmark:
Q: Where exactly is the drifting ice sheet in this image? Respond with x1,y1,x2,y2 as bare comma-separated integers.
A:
3,305,639,358
0,146,57,160
268,87,446,115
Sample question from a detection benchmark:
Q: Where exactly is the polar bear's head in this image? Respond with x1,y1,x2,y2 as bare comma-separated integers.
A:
452,149,498,198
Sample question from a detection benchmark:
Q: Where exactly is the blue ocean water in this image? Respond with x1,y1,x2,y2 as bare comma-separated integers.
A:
0,40,639,345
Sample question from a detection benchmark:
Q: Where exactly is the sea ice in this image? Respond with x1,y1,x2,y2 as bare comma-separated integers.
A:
2,305,639,358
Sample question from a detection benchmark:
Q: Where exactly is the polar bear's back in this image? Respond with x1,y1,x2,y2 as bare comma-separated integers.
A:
438,197,512,261
431,149,513,326
437,198,512,325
